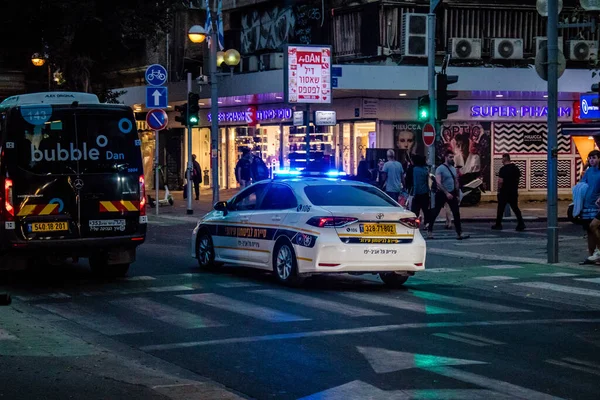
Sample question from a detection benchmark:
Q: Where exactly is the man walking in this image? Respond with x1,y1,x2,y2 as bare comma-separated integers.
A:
381,149,404,201
410,155,430,226
492,154,525,231
428,150,469,240
235,148,254,189
191,154,202,200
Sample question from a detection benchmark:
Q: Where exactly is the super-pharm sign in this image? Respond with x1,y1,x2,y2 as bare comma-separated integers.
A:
285,45,332,105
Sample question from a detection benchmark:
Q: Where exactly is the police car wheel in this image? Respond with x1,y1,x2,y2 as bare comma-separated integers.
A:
273,241,303,286
379,273,409,288
196,232,216,269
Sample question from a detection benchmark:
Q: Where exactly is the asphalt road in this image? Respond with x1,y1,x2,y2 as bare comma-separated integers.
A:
1,218,599,400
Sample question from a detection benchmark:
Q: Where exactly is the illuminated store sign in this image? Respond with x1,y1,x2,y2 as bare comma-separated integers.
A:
470,105,572,118
207,108,292,122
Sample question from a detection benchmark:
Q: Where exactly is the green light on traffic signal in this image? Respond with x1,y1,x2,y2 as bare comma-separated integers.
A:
189,115,199,124
419,108,428,120
417,95,430,122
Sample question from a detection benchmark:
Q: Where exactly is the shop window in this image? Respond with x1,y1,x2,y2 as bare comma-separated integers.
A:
287,125,334,170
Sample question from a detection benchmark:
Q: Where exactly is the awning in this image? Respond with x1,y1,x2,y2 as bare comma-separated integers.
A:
561,123,600,136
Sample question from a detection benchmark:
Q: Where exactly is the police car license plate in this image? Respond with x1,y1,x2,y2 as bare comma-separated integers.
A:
30,222,68,232
360,223,396,236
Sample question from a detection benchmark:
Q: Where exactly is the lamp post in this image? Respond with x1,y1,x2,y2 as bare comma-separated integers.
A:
31,53,51,91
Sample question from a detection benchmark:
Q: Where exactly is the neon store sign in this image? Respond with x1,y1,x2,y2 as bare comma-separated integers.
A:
207,108,292,122
470,105,572,118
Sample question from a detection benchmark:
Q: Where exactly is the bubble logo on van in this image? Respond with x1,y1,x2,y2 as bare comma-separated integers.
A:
21,105,52,126
31,134,126,162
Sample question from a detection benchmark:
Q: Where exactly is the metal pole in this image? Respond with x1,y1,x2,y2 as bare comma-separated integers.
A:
155,130,160,216
427,10,436,209
210,28,219,204
547,0,559,263
305,105,311,168
186,73,194,215
48,64,52,91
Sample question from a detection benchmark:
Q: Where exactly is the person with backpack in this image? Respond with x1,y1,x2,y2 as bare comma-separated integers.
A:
250,152,270,182
427,149,470,240
235,148,254,189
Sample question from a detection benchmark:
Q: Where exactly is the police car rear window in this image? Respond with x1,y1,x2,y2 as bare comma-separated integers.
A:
10,108,140,175
304,185,399,207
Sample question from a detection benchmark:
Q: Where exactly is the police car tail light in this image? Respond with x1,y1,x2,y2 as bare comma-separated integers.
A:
307,216,358,228
4,178,14,221
400,217,420,228
139,175,146,216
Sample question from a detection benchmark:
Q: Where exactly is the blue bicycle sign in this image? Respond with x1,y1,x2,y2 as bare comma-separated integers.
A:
145,64,168,86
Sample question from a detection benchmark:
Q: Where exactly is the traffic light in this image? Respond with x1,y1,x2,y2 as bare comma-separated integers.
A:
174,103,188,126
436,73,459,121
417,95,430,121
592,82,600,107
188,92,200,125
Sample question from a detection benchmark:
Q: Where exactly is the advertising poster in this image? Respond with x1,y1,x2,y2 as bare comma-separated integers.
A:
285,45,331,104
392,122,426,168
436,121,492,190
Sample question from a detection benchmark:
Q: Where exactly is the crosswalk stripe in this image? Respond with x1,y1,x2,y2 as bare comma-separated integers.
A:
410,290,531,313
432,333,487,346
217,282,262,288
82,285,194,297
546,358,600,377
119,276,156,281
537,273,579,277
339,292,460,315
514,282,600,298
0,328,18,340
483,265,523,270
449,332,505,345
37,303,148,336
178,293,309,322
575,277,600,285
252,290,387,317
111,297,223,329
473,276,517,281
420,268,462,273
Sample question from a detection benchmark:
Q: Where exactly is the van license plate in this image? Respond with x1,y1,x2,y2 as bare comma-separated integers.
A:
360,223,396,236
31,222,68,232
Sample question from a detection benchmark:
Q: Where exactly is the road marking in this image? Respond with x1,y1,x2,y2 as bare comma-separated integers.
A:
111,297,223,329
575,277,600,284
410,290,531,313
81,285,195,297
432,333,488,346
216,281,262,288
37,303,148,336
148,285,195,293
546,358,600,376
537,273,579,277
178,293,309,322
119,276,156,281
483,265,523,270
474,276,518,281
427,248,579,268
514,282,600,298
339,292,460,315
0,328,18,340
449,332,505,345
421,268,462,273
252,289,387,317
139,318,600,351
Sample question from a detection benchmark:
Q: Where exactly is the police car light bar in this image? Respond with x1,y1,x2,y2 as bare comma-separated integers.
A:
273,169,347,178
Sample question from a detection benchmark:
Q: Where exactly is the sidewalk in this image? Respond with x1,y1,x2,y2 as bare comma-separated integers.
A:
148,188,571,223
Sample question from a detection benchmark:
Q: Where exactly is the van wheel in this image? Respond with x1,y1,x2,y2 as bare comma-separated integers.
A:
89,256,130,278
273,240,304,287
379,273,409,288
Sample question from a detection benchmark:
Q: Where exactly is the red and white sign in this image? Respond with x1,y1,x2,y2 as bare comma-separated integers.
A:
423,123,436,147
286,45,331,104
246,106,257,127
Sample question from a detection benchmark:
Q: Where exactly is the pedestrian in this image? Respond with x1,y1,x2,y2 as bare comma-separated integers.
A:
381,149,405,202
191,154,202,200
579,150,600,263
492,154,525,231
235,147,253,189
410,154,430,226
427,150,470,240
357,156,371,183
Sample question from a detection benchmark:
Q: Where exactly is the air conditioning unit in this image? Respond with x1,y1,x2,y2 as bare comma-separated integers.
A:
449,38,482,60
261,53,284,70
401,13,428,57
491,38,524,60
566,40,598,61
241,56,259,72
534,36,564,56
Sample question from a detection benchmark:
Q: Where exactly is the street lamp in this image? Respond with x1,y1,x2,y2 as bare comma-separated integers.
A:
223,49,241,67
31,53,51,91
188,25,206,44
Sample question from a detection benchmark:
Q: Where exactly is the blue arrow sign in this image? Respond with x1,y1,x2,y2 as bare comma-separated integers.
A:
580,94,600,119
145,64,168,86
146,109,168,131
146,86,168,109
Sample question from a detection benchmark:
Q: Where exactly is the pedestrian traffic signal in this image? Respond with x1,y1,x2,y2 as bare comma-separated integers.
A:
174,103,188,126
188,92,200,125
436,73,459,121
592,82,600,107
417,95,430,121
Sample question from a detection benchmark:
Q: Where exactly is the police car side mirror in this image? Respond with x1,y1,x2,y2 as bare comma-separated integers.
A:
214,201,228,215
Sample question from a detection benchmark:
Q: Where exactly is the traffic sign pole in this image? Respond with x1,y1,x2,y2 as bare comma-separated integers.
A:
427,3,437,211
155,130,159,216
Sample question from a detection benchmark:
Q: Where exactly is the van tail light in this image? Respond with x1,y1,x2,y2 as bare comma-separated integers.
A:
139,175,146,216
306,216,358,228
400,217,420,229
4,178,14,221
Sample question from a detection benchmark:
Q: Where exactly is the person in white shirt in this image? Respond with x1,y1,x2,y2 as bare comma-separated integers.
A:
381,149,405,201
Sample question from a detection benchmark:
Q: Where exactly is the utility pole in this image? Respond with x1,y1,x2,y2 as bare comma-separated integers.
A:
428,0,440,210
210,7,220,205
547,0,559,263
186,73,193,214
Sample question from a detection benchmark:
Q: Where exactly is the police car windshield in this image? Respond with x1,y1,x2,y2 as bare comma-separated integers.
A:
304,185,399,207
11,108,140,175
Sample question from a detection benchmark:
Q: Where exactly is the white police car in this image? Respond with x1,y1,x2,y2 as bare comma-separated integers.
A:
191,171,426,287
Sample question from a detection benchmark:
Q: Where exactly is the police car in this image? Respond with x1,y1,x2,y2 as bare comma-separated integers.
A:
191,171,426,287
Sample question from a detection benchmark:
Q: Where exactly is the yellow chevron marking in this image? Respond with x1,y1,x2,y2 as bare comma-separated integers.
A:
39,204,59,215
121,201,138,212
101,201,119,212
17,205,37,217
